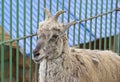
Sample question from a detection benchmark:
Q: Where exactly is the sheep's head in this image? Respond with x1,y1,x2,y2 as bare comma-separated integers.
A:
32,8,76,63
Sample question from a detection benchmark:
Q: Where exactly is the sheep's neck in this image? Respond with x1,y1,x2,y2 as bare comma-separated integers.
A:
39,38,72,82
39,51,72,82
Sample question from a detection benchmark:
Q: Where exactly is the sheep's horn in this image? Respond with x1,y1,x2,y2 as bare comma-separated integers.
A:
53,10,66,21
44,8,51,20
62,20,77,32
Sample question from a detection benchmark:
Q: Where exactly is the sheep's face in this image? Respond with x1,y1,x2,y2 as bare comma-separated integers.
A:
32,8,76,63
33,22,64,63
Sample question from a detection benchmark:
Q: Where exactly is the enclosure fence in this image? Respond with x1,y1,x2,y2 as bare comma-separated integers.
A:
0,0,120,82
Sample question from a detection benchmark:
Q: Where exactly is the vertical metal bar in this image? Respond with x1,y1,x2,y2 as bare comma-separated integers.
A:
73,0,76,45
109,0,113,50
9,0,13,82
35,0,40,82
99,0,103,50
56,0,59,11
23,0,26,82
117,0,120,55
67,0,70,37
44,0,46,7
50,0,52,12
83,0,88,49
16,0,19,82
44,0,46,19
118,32,120,55
104,0,108,50
118,24,120,55
118,1,120,55
78,0,82,48
94,0,98,49
1,0,4,82
62,0,64,22
118,11,120,55
30,0,33,82
118,34,120,55
114,0,118,52
89,0,93,49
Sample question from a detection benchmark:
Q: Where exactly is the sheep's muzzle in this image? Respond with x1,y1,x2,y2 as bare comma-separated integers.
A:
32,39,45,63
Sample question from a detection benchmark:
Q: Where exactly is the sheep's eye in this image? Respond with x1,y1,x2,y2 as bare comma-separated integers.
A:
52,35,58,39
50,35,58,41
39,33,46,39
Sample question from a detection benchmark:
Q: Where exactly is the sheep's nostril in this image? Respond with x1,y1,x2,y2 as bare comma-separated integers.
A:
34,53,40,57
33,49,40,57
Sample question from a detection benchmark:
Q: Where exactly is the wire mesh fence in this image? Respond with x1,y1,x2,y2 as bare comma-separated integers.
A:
0,0,120,82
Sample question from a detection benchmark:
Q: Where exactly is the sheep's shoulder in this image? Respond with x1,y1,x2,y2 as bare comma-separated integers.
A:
70,48,120,68
67,48,99,82
69,48,120,82
70,48,120,61
70,48,100,64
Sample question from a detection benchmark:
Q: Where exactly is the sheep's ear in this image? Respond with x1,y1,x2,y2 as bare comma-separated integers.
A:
62,20,76,33
44,8,51,20
53,10,66,21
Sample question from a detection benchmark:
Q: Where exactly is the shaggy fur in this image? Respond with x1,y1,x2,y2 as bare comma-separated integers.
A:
32,8,120,82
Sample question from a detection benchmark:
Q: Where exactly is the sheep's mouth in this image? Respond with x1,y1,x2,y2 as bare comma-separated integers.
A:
34,58,42,63
33,54,45,63
33,57,44,63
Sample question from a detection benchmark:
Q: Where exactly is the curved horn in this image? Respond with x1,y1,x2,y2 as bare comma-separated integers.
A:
44,8,51,20
62,20,77,32
53,10,66,21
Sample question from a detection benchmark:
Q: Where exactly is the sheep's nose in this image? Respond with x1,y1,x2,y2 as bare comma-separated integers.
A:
33,39,44,57
33,49,40,57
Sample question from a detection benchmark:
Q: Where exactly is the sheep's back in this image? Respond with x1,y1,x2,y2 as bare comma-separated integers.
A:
70,48,120,82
